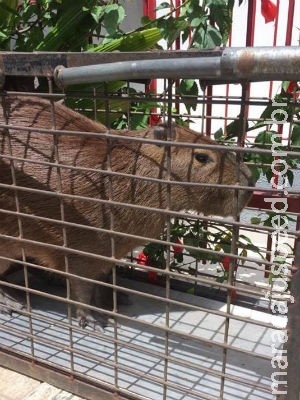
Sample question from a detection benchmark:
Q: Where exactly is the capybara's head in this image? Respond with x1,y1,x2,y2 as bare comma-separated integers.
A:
112,123,254,218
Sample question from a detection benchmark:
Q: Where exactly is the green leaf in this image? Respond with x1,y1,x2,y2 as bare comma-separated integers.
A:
254,130,277,147
143,242,166,268
252,130,279,167
255,95,291,126
103,4,125,36
182,26,191,44
183,233,204,261
291,123,300,149
239,234,254,244
0,0,18,49
286,169,294,187
225,117,248,139
0,31,9,40
205,0,227,5
187,287,195,295
175,252,184,263
157,16,188,47
179,79,199,113
130,109,151,130
141,16,151,26
92,27,162,52
203,25,223,48
240,248,247,259
0,0,18,26
265,167,273,183
216,275,226,283
90,5,104,23
190,16,204,28
249,165,261,183
208,1,233,44
251,217,262,225
214,128,224,140
36,4,97,51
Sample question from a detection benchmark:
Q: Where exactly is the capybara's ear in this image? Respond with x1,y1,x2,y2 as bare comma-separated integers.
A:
153,123,176,143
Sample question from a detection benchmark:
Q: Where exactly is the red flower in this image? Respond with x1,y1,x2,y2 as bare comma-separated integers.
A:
286,81,300,97
222,256,232,271
147,271,158,282
149,113,162,126
261,0,277,23
172,238,184,255
136,251,149,266
136,251,158,281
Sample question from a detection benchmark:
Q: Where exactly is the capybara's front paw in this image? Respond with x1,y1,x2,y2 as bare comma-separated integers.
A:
0,287,25,315
77,308,111,331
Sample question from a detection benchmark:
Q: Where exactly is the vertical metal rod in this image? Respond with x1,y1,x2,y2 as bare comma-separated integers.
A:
267,0,279,99
126,81,131,130
48,78,75,373
205,85,212,136
285,0,295,46
104,82,111,128
143,0,156,20
1,96,35,357
162,79,173,400
272,0,279,46
104,102,119,389
93,87,97,121
246,0,256,46
220,82,250,398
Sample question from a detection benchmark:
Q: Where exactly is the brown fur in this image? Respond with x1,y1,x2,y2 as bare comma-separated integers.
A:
0,96,253,326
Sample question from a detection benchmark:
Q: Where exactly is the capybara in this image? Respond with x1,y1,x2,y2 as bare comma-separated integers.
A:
0,95,253,327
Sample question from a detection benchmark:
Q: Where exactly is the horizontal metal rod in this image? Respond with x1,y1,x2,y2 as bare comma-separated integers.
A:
54,57,221,86
54,46,300,87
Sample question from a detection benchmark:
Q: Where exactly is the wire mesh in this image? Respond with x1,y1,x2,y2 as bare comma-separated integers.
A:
0,53,298,400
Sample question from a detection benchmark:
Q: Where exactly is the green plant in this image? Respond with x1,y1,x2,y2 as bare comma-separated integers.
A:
216,82,300,184
136,218,264,285
0,1,161,51
141,0,246,114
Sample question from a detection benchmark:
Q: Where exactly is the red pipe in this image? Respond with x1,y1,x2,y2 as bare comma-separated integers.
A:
143,0,156,20
143,0,158,122
248,191,300,214
285,0,295,45
246,0,256,46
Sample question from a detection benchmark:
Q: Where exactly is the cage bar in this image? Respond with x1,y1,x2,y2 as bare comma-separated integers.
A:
52,47,300,87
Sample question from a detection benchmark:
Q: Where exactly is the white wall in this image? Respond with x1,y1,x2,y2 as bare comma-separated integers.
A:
120,0,144,32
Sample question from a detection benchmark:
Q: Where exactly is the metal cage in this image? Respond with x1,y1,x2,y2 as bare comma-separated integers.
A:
0,49,299,400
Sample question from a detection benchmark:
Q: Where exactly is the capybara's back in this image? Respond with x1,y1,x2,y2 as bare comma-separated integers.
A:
0,95,253,327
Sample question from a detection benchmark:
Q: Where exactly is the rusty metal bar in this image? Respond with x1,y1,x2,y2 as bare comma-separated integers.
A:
0,348,130,400
1,48,294,85
0,50,222,77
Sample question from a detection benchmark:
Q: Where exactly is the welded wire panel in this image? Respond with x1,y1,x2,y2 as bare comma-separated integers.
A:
0,68,298,400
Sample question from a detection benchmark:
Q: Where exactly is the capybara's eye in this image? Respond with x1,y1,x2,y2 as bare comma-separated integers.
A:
194,152,211,164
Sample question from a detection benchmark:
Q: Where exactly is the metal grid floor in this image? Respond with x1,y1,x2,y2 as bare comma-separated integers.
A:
0,278,278,400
